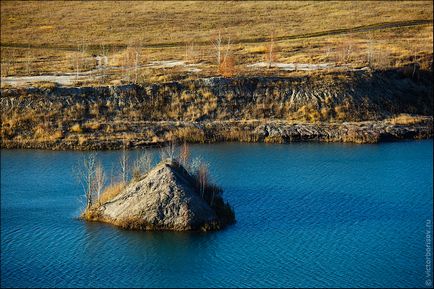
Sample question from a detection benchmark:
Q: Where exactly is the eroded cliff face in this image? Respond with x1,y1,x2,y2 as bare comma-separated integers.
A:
1,69,433,149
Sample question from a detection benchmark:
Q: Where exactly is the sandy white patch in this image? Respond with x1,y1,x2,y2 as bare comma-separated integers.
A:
1,71,101,86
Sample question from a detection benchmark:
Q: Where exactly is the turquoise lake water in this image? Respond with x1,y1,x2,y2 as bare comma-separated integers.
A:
1,140,433,288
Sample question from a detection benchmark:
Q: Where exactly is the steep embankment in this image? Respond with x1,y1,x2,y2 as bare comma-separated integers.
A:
1,69,432,149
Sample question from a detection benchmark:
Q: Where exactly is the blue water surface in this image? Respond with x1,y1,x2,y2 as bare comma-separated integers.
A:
1,140,433,288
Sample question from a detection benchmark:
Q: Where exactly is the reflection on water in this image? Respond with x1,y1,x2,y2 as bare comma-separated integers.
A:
1,141,433,287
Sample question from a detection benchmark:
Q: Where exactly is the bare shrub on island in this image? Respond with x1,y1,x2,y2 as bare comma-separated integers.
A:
179,141,190,170
133,149,154,180
73,153,97,210
119,147,129,184
159,139,178,162
94,161,106,202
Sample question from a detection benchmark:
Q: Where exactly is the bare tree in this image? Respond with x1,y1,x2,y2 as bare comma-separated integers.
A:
122,40,142,83
185,43,189,62
75,44,80,80
184,42,195,63
212,30,222,67
160,139,178,162
119,146,129,183
179,141,190,168
98,44,109,83
134,45,140,83
74,153,97,210
366,35,374,68
410,41,420,79
133,149,153,180
75,39,88,81
190,156,202,175
110,166,114,186
187,42,199,63
3,49,17,77
94,161,106,202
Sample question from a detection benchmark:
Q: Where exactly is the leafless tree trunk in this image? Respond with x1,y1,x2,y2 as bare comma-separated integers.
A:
133,149,153,179
412,48,419,79
367,36,374,68
345,43,352,63
74,153,97,209
213,30,222,67
179,141,190,171
125,46,130,82
179,141,190,169
99,44,108,83
75,40,87,80
110,166,114,186
134,46,140,83
76,44,80,80
160,139,177,162
95,161,106,202
120,146,129,183
185,43,196,63
4,50,16,77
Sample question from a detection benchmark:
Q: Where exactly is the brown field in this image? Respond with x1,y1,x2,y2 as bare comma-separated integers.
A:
1,1,433,85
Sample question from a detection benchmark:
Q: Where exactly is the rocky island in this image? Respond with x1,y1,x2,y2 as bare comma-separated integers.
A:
82,157,235,231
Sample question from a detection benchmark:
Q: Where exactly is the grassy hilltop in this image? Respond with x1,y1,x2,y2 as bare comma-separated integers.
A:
1,1,432,85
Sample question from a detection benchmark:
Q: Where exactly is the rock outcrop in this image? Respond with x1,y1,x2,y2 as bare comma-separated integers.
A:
86,160,235,231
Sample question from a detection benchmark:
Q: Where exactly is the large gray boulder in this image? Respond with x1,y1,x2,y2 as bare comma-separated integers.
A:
89,160,235,231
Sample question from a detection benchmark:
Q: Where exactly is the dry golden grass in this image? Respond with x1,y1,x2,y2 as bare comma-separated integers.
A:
85,122,101,131
97,182,125,205
81,181,126,220
244,45,268,54
387,114,427,125
69,123,82,133
2,1,431,47
0,1,432,83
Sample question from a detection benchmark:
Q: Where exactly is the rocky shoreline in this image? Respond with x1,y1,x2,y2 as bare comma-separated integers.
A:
1,118,432,150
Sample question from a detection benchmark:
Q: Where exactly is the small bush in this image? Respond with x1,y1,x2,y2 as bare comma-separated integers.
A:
70,123,83,133
51,130,64,140
85,122,101,131
218,55,237,77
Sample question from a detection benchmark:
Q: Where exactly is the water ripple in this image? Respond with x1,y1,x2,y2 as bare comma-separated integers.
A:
1,141,432,287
